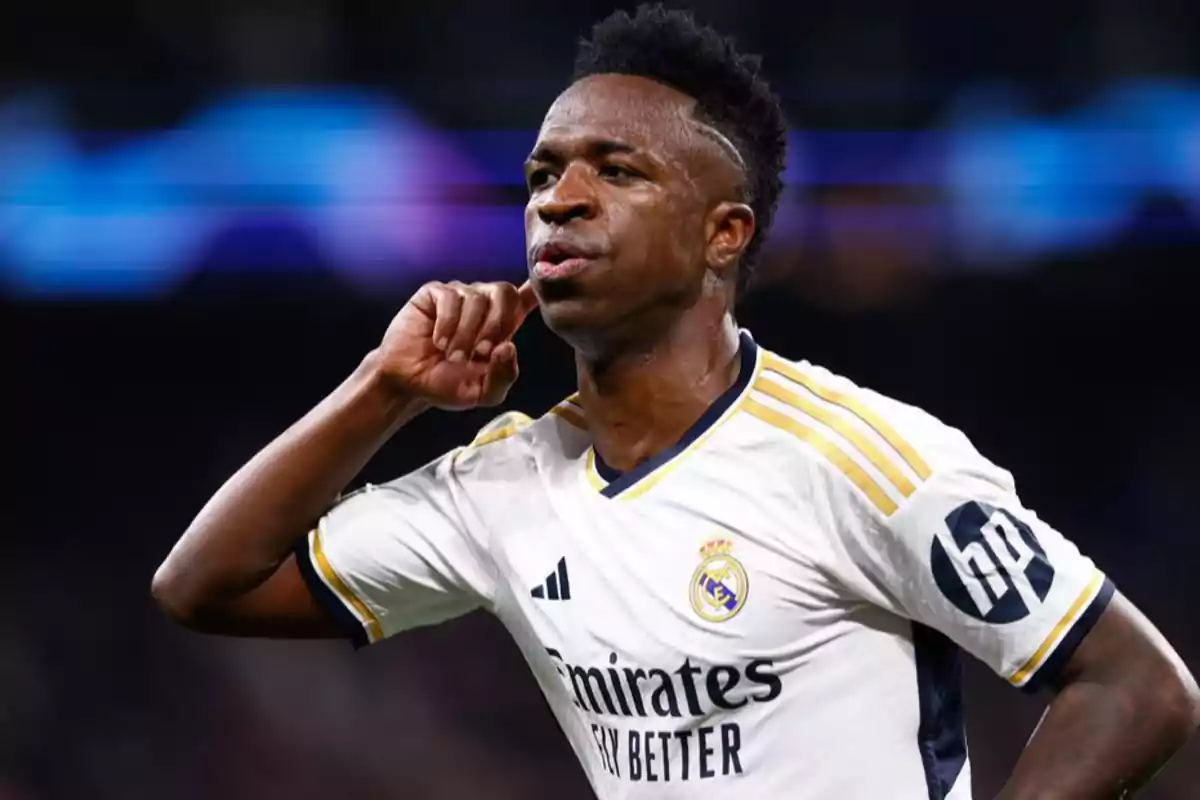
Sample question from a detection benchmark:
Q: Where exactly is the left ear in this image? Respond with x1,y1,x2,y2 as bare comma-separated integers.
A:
704,201,756,276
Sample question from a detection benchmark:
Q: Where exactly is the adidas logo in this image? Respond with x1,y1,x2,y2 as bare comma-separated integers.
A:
531,557,571,601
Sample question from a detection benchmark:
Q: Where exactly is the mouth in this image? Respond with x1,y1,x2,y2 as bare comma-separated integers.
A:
532,240,603,281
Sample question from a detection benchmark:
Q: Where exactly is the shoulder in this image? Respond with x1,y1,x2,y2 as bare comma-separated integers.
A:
745,346,1007,517
450,394,590,475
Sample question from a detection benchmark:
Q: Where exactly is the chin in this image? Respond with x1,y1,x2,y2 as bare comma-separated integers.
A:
540,295,601,334
538,296,617,350
541,298,664,365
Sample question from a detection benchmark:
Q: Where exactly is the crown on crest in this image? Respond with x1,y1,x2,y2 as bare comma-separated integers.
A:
699,538,733,558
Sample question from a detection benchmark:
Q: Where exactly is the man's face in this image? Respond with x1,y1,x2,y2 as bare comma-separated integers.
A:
524,74,742,348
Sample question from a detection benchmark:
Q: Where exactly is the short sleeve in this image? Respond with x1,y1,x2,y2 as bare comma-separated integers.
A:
294,449,497,649
832,447,1114,692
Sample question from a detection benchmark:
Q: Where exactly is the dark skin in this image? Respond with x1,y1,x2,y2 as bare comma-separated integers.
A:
522,74,753,470
997,592,1199,798
151,74,1198,795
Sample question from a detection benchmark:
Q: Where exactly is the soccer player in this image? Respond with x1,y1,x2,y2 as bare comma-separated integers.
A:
152,5,1198,798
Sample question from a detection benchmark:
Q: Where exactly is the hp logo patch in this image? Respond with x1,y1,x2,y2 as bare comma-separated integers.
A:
931,501,1055,623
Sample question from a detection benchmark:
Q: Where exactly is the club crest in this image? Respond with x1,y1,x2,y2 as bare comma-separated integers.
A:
689,538,749,623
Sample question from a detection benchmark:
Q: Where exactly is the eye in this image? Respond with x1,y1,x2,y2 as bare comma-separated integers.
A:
598,163,639,181
526,168,557,192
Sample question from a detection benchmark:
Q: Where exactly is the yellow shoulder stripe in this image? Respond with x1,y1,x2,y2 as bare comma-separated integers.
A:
312,527,384,643
1009,570,1103,686
743,397,898,515
549,401,586,430
469,411,534,448
764,354,932,481
472,422,521,447
754,376,917,498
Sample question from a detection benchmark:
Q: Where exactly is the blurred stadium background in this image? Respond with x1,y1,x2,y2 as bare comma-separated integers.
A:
6,1,1200,797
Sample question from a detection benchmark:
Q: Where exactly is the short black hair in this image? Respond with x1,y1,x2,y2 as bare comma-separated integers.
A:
573,3,788,298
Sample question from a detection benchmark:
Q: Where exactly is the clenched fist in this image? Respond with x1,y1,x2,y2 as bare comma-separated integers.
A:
375,280,539,410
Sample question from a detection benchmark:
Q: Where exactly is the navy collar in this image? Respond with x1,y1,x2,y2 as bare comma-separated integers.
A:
591,331,759,498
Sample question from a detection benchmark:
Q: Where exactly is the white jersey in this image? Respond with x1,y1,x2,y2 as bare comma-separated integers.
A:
295,330,1113,799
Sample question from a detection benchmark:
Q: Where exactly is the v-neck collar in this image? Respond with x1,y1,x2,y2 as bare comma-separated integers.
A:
585,330,760,500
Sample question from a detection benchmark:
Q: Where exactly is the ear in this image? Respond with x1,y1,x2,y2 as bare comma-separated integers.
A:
705,202,756,277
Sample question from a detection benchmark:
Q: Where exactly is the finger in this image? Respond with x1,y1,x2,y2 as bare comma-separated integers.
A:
489,281,539,346
479,341,519,407
447,289,489,362
474,283,517,357
516,281,539,320
429,284,463,352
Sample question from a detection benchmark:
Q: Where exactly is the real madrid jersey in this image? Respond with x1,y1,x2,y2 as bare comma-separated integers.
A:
294,330,1114,800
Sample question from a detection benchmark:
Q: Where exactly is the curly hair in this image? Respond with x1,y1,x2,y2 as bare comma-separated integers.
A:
573,4,788,298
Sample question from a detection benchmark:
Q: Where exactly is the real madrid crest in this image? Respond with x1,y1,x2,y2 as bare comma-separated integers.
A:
689,538,749,622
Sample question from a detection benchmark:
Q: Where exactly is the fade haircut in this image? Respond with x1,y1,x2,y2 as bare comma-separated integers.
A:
573,4,788,298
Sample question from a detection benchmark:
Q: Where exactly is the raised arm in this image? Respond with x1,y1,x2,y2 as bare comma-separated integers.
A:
151,280,538,637
997,592,1199,799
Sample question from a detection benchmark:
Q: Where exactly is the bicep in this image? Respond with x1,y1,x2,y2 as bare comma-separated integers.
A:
1000,591,1200,796
182,452,494,645
184,553,343,639
1057,590,1197,698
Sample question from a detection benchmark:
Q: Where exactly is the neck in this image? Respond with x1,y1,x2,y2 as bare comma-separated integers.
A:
575,311,742,473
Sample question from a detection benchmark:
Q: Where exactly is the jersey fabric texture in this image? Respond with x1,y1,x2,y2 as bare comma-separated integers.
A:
295,330,1113,799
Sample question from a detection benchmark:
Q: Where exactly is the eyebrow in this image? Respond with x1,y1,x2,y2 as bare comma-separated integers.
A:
524,138,639,169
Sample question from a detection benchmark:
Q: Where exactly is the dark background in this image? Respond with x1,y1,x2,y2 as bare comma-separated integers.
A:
5,2,1199,798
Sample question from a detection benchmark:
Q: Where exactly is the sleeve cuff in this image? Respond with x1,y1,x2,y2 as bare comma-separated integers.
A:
294,533,373,650
1018,576,1116,694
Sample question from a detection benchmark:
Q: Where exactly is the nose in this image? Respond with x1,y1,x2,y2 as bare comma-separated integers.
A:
535,164,599,226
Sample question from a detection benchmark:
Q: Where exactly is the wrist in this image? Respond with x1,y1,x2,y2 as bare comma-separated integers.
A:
354,349,431,422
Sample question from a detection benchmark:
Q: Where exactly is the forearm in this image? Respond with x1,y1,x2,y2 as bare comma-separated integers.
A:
152,349,426,615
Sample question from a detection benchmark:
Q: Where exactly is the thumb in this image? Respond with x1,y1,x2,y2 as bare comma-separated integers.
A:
478,341,520,407
515,281,539,322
